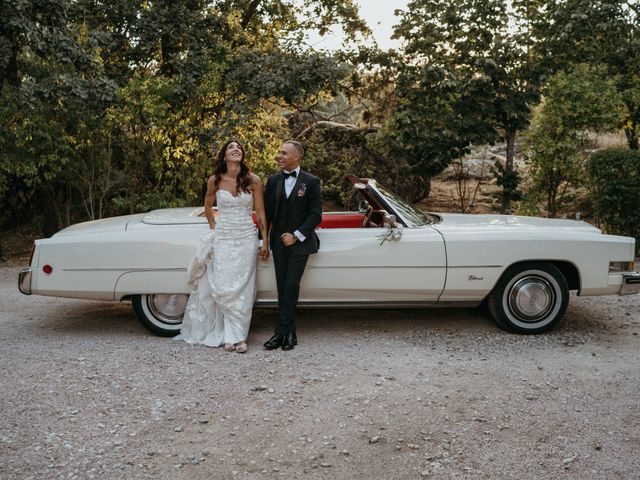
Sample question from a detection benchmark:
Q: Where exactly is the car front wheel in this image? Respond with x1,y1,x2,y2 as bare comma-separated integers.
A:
132,294,187,336
487,262,569,334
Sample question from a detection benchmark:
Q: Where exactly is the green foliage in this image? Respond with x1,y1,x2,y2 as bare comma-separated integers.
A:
375,61,493,197
301,123,382,207
534,0,640,150
228,48,350,107
390,0,546,212
586,148,640,253
516,188,545,217
0,0,364,234
524,66,622,217
539,65,622,133
492,162,523,204
2,0,637,233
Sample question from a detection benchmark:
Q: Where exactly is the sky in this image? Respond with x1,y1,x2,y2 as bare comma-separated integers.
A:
306,1,411,51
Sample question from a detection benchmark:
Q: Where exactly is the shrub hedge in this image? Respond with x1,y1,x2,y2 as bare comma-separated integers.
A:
586,148,640,255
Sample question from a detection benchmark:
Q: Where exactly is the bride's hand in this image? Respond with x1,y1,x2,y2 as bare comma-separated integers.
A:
259,243,269,260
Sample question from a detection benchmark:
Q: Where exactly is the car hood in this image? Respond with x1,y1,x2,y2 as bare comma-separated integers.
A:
434,213,601,233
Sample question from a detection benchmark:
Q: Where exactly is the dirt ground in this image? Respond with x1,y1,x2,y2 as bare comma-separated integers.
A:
1,259,639,480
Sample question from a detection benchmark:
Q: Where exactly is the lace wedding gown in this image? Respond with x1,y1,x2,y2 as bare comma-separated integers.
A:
174,190,258,346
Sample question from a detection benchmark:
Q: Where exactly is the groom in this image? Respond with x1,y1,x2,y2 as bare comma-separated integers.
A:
263,140,323,351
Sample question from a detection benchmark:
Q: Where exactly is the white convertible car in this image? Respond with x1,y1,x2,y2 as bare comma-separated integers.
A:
19,175,640,336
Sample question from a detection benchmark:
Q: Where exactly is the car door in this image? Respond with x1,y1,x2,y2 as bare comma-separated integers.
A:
290,225,446,304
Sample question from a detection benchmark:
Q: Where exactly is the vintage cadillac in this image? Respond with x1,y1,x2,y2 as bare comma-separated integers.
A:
18,175,640,336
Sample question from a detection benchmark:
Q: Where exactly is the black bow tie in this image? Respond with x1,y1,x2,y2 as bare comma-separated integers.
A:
283,170,297,179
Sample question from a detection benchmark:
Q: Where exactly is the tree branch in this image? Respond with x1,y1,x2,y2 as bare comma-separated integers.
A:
241,0,262,29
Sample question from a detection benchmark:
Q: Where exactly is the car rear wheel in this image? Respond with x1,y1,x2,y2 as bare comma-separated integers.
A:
487,262,569,334
132,294,187,336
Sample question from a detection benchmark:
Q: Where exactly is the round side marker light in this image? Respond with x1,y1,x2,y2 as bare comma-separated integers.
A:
43,265,53,275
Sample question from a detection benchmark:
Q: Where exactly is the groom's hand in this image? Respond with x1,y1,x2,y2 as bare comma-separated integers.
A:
281,232,298,247
259,243,270,260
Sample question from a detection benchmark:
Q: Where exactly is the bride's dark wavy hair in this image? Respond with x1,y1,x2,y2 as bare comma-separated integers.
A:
213,139,253,193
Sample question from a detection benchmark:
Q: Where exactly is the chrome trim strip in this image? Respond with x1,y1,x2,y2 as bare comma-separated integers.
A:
620,272,640,296
62,267,188,272
448,265,502,269
67,265,501,272
254,300,481,309
18,268,32,295
258,265,447,270
435,301,483,308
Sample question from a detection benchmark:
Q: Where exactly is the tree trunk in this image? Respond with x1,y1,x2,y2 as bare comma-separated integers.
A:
241,0,262,29
500,131,516,214
42,210,59,238
422,176,431,200
5,42,20,88
624,118,639,150
41,187,60,238
159,33,175,76
548,190,556,218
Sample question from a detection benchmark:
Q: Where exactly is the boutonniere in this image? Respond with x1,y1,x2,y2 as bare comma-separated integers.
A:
297,183,307,197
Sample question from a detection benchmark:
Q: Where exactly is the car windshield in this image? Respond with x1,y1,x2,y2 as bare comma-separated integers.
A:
370,182,437,227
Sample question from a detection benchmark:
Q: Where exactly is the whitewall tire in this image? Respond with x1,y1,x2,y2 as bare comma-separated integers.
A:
133,294,187,336
487,262,569,334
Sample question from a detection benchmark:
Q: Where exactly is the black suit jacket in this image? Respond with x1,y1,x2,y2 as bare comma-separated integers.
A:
264,170,323,256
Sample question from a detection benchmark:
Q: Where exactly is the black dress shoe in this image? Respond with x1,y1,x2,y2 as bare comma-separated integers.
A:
264,334,284,350
281,332,296,351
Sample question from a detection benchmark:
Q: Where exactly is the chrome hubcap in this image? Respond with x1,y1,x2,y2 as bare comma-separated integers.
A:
508,276,554,322
147,294,188,324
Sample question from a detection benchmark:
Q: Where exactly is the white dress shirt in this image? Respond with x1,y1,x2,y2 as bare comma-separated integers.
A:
283,166,300,198
282,167,306,242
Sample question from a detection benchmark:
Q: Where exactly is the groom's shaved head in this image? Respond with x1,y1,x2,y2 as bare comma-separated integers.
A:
284,140,304,159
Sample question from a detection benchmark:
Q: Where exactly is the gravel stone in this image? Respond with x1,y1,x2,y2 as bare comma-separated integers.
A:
1,261,638,480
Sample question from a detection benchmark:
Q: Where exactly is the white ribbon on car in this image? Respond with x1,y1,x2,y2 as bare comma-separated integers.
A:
377,223,403,245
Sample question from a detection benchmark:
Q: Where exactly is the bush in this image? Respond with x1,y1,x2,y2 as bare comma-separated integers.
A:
300,122,426,209
586,148,640,255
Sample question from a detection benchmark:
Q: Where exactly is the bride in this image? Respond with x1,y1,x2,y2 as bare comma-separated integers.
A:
174,140,269,353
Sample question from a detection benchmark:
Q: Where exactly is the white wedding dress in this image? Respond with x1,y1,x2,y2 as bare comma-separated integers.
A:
174,190,258,346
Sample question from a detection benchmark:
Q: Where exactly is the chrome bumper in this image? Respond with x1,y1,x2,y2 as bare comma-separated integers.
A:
620,272,640,296
18,268,32,295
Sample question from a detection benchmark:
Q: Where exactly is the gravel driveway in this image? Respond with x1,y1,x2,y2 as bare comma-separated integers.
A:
1,262,639,479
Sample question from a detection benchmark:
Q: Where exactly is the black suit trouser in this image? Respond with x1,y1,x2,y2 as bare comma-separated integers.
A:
271,240,309,336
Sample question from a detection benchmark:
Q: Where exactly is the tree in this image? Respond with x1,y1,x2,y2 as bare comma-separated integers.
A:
375,60,494,200
0,0,117,235
0,0,368,234
586,148,640,254
534,0,640,149
392,0,546,212
524,65,622,217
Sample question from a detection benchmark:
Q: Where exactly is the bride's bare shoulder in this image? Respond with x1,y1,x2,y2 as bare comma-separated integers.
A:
205,175,218,196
